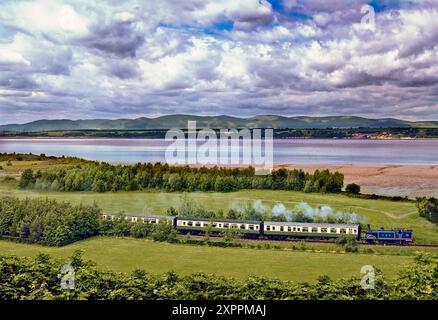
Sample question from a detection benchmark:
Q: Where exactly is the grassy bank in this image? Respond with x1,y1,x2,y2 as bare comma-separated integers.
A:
0,237,415,282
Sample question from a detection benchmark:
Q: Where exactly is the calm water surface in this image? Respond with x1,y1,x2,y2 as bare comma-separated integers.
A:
1,138,438,166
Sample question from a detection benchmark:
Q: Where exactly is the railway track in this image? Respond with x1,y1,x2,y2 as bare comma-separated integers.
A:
184,233,438,248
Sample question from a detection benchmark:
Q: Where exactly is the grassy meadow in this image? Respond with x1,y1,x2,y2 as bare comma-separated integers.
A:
0,236,415,282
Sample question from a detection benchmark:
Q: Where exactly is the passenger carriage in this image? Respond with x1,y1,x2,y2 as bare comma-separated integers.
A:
102,213,175,225
175,216,261,236
262,221,361,240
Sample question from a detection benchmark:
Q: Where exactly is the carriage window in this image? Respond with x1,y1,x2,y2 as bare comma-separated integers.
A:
330,228,336,233
340,228,346,234
195,222,201,227
266,226,270,231
288,227,291,232
353,229,357,233
321,228,327,233
188,221,193,226
280,226,284,232
312,227,318,232
212,223,217,227
240,224,245,229
224,223,229,228
302,227,308,232
249,225,254,230
183,221,186,226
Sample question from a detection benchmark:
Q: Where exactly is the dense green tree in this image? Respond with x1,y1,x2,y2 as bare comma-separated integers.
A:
417,197,438,224
0,196,100,246
19,169,35,188
346,183,361,194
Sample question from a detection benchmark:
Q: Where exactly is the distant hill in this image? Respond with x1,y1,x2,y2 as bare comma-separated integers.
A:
1,115,438,131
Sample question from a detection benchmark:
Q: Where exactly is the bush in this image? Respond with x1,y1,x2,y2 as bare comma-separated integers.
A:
130,223,153,238
416,197,438,224
346,183,361,194
336,236,358,252
151,221,177,242
19,169,35,188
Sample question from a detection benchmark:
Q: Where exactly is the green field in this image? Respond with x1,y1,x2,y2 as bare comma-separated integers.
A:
0,237,415,282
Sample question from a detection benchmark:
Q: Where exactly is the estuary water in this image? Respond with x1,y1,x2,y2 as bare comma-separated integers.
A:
1,138,438,166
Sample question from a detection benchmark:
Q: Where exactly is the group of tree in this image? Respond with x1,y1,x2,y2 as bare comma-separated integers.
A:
0,251,436,300
416,197,438,224
19,162,344,193
100,214,177,242
0,196,101,246
0,196,179,246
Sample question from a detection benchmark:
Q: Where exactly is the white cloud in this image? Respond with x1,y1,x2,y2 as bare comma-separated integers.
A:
0,0,438,123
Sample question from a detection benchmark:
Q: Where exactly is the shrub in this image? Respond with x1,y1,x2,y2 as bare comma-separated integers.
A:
19,169,35,188
346,183,361,194
130,223,153,238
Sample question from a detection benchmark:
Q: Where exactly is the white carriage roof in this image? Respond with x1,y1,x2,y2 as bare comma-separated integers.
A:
264,221,360,228
177,216,260,224
103,213,175,219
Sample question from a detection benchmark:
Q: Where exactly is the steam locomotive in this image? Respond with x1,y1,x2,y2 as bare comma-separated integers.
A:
365,225,413,244
102,213,413,244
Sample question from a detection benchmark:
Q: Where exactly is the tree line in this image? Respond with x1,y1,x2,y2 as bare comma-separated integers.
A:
19,162,344,193
0,152,89,163
0,251,436,300
417,197,438,224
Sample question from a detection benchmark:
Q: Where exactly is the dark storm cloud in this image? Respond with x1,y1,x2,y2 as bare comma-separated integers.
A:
0,74,38,90
75,19,144,58
106,60,142,79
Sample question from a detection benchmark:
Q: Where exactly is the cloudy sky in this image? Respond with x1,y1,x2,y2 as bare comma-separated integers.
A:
0,0,438,124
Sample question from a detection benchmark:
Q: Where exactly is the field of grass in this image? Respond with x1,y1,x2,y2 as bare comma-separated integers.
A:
1,167,437,243
0,237,415,282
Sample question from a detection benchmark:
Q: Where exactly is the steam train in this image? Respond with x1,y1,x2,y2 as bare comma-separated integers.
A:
365,225,413,244
102,213,413,244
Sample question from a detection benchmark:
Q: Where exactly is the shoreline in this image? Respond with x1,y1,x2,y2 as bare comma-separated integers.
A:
2,136,438,141
274,163,438,198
